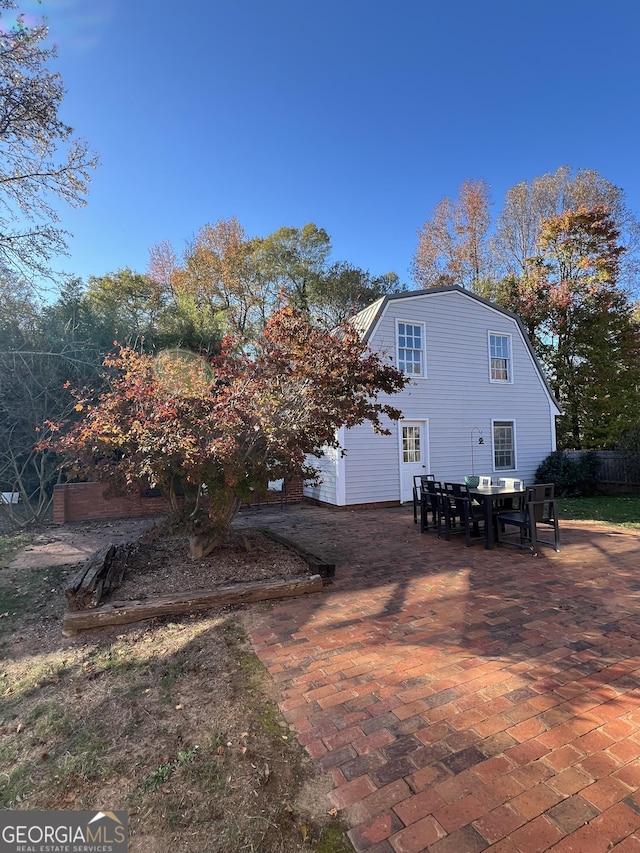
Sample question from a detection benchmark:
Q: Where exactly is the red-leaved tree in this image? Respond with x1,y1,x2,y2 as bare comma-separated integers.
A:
46,306,407,555
500,206,640,447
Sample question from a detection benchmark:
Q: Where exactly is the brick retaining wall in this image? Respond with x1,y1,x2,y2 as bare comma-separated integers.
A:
52,482,169,523
52,480,304,524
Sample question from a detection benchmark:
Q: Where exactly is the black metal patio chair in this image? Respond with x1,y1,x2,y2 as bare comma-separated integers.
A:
459,483,488,547
495,483,560,554
420,479,442,533
413,473,435,523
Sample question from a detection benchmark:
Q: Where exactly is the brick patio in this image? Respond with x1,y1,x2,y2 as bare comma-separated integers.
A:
235,502,640,853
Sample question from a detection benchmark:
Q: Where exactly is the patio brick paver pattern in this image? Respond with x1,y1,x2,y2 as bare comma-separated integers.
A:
236,503,640,853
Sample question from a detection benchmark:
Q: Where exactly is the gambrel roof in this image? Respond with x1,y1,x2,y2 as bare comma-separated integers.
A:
350,286,562,414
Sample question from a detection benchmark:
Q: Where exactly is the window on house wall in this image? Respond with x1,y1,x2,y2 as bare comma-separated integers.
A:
493,420,515,469
489,333,511,382
397,321,424,376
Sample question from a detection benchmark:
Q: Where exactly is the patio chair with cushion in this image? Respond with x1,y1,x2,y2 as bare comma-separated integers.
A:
497,477,524,491
495,483,560,554
495,477,525,509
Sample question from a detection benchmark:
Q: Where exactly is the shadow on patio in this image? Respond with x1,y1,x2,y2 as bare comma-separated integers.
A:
235,503,640,853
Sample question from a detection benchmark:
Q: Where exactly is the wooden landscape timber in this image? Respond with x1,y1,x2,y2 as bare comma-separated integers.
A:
62,574,323,636
259,529,336,579
65,543,132,611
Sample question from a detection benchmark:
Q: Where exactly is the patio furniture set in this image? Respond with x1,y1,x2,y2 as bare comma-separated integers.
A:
413,475,560,554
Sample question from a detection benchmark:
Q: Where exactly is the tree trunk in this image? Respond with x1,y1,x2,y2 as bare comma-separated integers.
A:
187,486,241,558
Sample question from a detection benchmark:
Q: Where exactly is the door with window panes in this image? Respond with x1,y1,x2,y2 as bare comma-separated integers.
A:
400,421,429,503
493,420,515,470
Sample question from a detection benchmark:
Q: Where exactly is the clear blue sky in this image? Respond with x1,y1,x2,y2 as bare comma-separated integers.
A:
22,0,640,287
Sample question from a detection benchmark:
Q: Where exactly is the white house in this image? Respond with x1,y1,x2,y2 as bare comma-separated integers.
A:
304,286,562,506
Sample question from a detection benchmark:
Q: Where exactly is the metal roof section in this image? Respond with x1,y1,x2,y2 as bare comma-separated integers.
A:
347,296,385,338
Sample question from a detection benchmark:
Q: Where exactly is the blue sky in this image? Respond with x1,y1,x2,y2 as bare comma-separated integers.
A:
23,0,640,288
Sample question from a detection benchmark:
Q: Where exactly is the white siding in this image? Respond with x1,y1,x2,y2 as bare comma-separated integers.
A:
303,428,347,505
337,289,560,504
303,448,338,504
343,418,402,505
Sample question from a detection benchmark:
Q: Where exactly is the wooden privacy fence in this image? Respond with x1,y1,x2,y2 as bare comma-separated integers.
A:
566,450,640,492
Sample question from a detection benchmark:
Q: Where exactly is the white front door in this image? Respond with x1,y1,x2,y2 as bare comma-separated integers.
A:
400,421,429,503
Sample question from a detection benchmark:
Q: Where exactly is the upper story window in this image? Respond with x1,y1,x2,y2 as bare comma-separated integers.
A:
397,321,425,377
489,333,511,382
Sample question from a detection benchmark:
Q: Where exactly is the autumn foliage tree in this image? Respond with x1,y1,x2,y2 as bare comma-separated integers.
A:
502,206,640,448
149,219,407,341
492,166,640,289
149,218,265,343
412,178,493,292
413,168,640,448
48,306,408,556
308,264,405,328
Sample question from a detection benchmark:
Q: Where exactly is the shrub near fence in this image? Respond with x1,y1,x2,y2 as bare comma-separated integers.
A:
565,451,640,493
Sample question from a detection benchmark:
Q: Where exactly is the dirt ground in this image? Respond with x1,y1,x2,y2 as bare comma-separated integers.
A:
4,515,313,652
0,515,349,853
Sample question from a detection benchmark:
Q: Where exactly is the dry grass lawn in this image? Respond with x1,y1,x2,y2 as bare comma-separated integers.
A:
0,521,352,853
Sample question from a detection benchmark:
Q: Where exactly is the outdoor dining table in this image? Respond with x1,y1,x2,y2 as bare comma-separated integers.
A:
467,484,525,549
